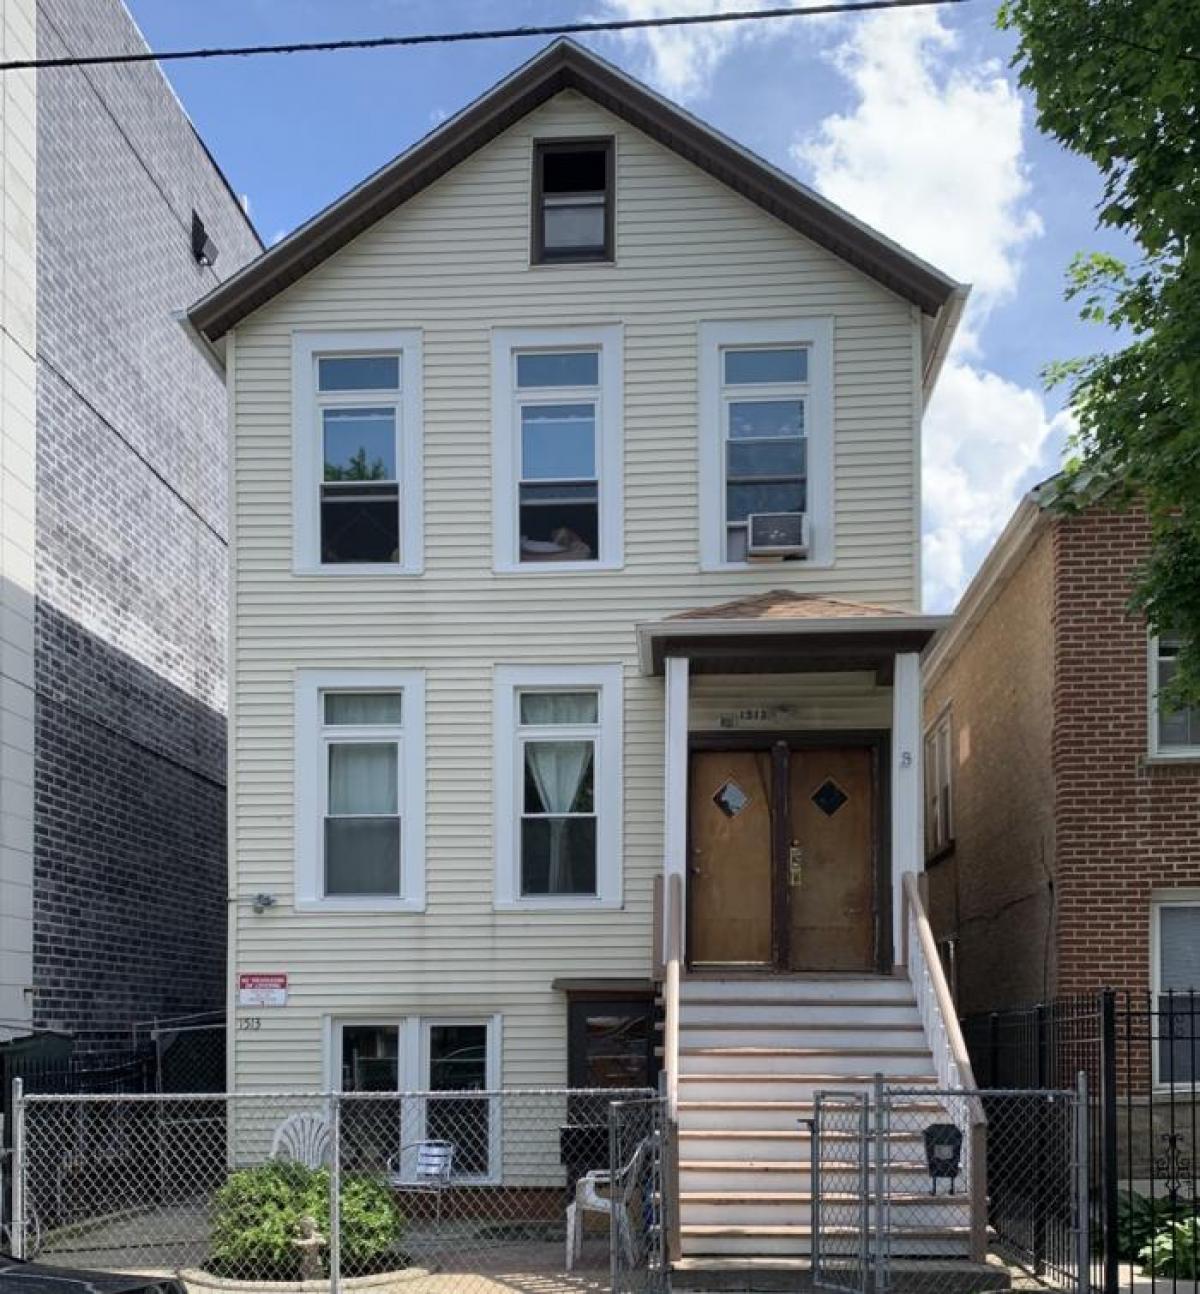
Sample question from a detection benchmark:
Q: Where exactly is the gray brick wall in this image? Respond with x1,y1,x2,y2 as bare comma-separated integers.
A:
32,0,260,1042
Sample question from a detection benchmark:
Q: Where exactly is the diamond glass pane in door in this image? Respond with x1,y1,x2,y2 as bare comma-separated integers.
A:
713,779,750,818
812,779,849,817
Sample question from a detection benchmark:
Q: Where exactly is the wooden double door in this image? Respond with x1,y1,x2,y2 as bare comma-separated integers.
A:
688,741,880,972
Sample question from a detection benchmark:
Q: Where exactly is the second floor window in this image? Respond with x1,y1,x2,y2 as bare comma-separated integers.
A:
924,708,954,857
292,330,424,575
698,319,833,570
1152,636,1200,758
492,326,623,572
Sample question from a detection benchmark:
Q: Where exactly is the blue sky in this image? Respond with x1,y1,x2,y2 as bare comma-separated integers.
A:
128,0,1128,610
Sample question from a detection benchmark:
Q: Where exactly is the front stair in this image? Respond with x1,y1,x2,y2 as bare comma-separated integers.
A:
675,973,970,1263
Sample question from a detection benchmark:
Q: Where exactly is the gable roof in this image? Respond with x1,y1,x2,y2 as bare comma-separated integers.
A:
187,39,965,349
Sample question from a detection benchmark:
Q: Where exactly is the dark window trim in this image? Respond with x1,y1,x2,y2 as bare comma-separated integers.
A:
565,990,658,1089
531,137,615,266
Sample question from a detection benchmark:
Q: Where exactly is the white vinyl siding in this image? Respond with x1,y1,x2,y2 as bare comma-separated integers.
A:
228,91,921,1090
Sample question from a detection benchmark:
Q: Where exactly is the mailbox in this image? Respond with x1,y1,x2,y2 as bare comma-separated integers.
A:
923,1122,963,1194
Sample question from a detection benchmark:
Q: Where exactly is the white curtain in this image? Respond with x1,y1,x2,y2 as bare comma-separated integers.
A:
526,740,593,891
329,742,398,815
520,691,597,725
325,692,402,726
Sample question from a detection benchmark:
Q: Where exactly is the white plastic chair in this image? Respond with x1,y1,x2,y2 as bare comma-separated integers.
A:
270,1111,333,1169
387,1140,455,1224
565,1136,653,1271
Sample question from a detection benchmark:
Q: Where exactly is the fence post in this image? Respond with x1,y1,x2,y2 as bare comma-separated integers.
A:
609,1101,621,1294
329,1091,341,1294
1076,1070,1091,1294
1100,990,1119,1294
11,1079,23,1260
1034,1004,1048,1275
873,1074,888,1294
810,1096,822,1280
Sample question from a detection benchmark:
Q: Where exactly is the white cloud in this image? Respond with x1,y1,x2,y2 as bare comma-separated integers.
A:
792,9,1041,312
597,0,819,102
790,9,1061,608
922,359,1072,609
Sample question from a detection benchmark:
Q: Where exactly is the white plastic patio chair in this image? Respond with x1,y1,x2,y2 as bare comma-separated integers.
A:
387,1140,455,1224
270,1111,333,1169
565,1135,654,1271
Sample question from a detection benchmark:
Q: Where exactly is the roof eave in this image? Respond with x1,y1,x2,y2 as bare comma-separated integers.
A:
637,613,952,675
187,40,962,344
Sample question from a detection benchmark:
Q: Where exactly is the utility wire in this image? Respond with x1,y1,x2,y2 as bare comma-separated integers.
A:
0,0,969,72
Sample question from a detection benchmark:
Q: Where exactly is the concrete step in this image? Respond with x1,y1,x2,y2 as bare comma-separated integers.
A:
680,1191,971,1228
679,1046,936,1077
677,1073,938,1102
679,1023,925,1049
679,1159,936,1194
680,976,913,1003
679,1000,921,1027
677,1098,945,1132
677,1128,928,1162
679,1222,971,1258
671,1257,1011,1292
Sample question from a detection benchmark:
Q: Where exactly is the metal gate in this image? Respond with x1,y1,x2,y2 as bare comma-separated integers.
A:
813,1082,1090,1294
811,1090,871,1294
608,1096,668,1294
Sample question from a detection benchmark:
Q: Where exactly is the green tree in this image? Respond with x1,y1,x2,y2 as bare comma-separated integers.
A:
997,0,1200,701
324,446,388,482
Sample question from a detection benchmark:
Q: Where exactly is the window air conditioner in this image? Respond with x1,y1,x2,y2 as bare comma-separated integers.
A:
747,512,809,559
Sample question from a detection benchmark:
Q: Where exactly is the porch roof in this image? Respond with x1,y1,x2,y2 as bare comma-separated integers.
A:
636,590,949,676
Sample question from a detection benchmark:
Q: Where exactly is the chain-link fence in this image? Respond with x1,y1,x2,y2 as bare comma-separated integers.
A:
812,1084,1089,1294
13,1085,659,1292
607,1097,667,1294
810,1091,870,1294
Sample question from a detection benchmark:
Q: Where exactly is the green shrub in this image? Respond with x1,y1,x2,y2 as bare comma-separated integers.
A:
209,1160,404,1281
1116,1189,1199,1261
1141,1218,1200,1279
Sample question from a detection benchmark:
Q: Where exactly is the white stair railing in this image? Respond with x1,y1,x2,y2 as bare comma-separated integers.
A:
901,871,988,1262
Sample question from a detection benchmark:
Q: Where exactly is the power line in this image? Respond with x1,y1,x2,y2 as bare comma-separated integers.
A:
0,0,970,73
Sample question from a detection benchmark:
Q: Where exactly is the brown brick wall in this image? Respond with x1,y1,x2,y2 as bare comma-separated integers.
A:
923,521,1058,1016
1052,508,1200,998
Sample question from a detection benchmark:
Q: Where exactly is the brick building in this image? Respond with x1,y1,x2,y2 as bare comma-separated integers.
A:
0,0,260,1046
922,483,1200,1019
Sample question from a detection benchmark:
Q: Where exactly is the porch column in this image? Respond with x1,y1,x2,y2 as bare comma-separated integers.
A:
663,655,690,954
891,651,923,963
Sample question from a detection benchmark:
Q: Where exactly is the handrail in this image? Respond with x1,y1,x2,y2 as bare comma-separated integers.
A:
663,872,683,1120
901,871,987,1262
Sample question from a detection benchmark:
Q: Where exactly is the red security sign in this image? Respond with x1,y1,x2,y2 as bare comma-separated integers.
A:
238,972,288,1007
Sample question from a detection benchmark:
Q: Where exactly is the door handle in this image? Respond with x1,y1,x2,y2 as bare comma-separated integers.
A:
788,842,804,887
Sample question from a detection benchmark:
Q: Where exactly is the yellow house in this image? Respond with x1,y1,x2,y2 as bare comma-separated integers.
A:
188,38,974,1264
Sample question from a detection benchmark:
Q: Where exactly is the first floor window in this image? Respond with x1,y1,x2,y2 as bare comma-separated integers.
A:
924,709,953,857
292,331,424,574
335,1016,499,1181
494,664,623,908
1154,899,1200,1085
1152,637,1200,757
295,670,426,911
566,995,659,1089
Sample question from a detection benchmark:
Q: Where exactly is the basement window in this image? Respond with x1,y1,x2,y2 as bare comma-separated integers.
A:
532,139,613,264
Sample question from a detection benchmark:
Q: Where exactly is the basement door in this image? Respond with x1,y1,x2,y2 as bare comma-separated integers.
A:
688,744,876,971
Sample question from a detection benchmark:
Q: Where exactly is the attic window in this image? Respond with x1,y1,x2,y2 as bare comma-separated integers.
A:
533,139,613,264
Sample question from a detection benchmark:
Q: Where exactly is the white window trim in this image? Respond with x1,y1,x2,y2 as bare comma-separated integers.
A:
1150,891,1200,1089
295,668,426,912
698,318,834,571
491,325,624,573
327,1013,502,1184
292,329,424,576
493,663,623,910
1148,634,1200,761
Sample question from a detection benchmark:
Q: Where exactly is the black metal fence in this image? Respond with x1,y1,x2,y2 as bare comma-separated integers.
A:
964,989,1200,1294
